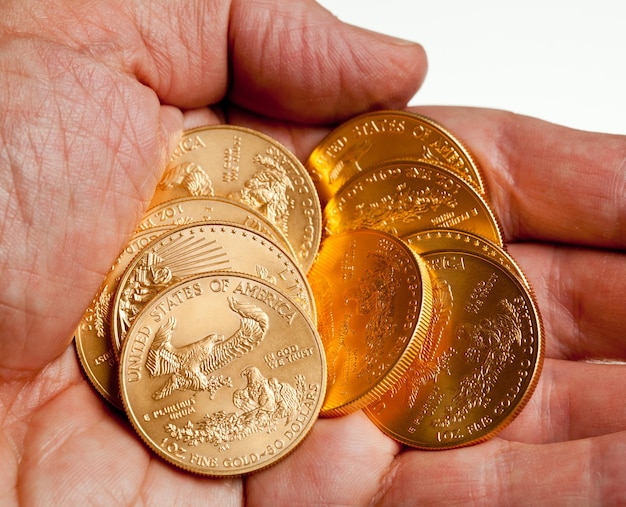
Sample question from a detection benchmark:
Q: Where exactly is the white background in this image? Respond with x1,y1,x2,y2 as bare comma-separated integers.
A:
317,0,625,135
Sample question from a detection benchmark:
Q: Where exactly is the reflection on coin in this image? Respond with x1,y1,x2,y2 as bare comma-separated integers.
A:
404,228,530,288
149,125,322,272
111,222,316,355
75,226,170,408
136,196,295,260
307,230,433,417
118,272,326,476
324,161,503,246
307,110,484,204
364,249,543,449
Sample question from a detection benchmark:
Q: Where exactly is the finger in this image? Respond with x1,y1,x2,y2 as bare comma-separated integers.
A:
499,359,626,444
409,106,626,249
509,242,626,361
119,0,426,120
182,107,226,130
225,0,427,122
379,433,626,505
19,0,426,118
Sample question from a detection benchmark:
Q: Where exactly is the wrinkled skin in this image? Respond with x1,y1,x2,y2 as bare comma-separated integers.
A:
1,0,626,505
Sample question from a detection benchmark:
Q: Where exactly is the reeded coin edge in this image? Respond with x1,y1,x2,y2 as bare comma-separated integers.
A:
313,230,434,418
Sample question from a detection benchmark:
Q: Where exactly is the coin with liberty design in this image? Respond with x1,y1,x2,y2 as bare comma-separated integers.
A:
149,125,322,272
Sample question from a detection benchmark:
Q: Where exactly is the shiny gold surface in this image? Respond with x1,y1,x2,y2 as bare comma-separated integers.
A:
149,125,322,272
71,113,547,470
324,161,503,246
111,222,316,356
74,226,170,408
137,196,295,260
118,272,326,476
404,228,530,288
364,249,543,449
307,110,484,205
307,230,433,417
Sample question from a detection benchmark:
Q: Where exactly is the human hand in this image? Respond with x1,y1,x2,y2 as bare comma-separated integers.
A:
3,0,625,505
0,0,426,504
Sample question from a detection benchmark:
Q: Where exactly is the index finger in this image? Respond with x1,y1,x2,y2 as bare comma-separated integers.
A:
410,106,626,249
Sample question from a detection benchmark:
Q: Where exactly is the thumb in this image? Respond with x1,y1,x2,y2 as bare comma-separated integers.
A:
227,0,428,122
127,0,427,122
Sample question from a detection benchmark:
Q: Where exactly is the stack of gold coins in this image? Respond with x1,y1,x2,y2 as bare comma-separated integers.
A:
74,126,327,476
74,112,544,476
306,110,544,449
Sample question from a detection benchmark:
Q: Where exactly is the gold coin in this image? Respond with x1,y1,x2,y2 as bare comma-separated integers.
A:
364,249,544,449
307,110,484,205
136,196,295,260
404,228,530,288
307,230,433,417
324,161,503,246
111,222,316,356
118,272,326,476
75,226,170,408
149,125,322,272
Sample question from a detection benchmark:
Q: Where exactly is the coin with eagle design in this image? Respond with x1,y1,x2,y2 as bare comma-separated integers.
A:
118,272,326,476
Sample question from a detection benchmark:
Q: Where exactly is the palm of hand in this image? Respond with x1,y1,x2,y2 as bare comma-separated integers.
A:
2,1,626,505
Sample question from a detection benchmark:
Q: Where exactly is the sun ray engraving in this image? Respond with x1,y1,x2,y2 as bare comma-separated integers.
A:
118,235,231,338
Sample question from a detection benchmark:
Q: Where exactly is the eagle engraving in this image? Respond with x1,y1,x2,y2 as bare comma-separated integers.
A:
145,297,269,400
